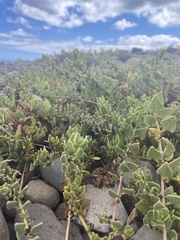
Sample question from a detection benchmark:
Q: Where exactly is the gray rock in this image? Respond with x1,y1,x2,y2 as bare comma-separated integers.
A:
40,156,64,191
7,222,17,240
24,179,60,209
0,192,6,212
15,203,74,240
0,208,9,240
60,220,84,240
75,184,128,233
129,225,162,240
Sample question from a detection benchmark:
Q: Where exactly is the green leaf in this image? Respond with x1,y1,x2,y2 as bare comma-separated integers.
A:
115,146,125,157
144,115,156,127
166,195,180,208
147,146,162,162
148,92,164,113
162,138,175,161
126,162,139,170
108,189,120,200
159,108,174,118
168,157,180,176
45,90,55,99
15,222,26,233
136,199,151,215
127,142,139,156
91,156,101,161
165,65,173,77
122,188,134,196
119,162,129,173
121,124,134,139
161,116,177,132
135,127,147,140
111,220,123,230
149,128,161,136
164,187,174,197
6,201,17,209
31,222,43,235
108,171,119,182
22,200,31,212
75,147,84,160
66,140,75,154
157,162,173,179
42,99,52,114
167,229,178,240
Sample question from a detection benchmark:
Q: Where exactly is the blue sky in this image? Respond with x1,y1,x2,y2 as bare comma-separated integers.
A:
1,0,180,61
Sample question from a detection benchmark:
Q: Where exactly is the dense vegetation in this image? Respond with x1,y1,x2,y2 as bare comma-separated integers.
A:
0,49,180,239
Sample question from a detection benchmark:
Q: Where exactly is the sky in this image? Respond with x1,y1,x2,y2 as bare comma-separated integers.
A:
1,0,180,61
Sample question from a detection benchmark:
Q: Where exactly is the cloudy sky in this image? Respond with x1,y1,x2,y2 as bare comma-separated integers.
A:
1,0,180,61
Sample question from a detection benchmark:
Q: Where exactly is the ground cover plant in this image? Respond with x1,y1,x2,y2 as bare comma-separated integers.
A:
0,49,180,239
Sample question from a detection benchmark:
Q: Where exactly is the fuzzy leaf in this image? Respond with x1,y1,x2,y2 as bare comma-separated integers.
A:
126,162,139,170
144,115,156,127
157,162,173,178
147,146,162,162
108,189,120,200
135,199,151,215
135,127,147,140
168,157,180,176
119,162,129,172
6,201,17,209
149,128,161,136
159,108,174,118
108,171,119,182
22,200,31,212
127,142,139,156
161,116,177,132
122,188,134,196
148,92,164,113
115,146,125,157
31,222,43,235
75,147,84,160
166,195,180,208
15,222,26,233
167,229,178,240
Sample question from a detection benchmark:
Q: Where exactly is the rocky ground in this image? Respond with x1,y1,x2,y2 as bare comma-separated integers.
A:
0,156,164,240
0,47,180,239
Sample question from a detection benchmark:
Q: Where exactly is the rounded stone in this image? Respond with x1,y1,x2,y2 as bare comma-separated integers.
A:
24,179,60,209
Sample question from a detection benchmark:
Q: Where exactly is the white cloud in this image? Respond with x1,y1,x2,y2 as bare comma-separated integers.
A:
82,36,93,42
0,28,34,38
7,16,32,28
43,26,51,30
10,0,180,28
148,5,180,27
114,19,138,30
0,28,180,55
117,35,180,49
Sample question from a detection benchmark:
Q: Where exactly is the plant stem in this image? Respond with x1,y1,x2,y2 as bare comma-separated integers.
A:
65,205,71,240
156,120,167,240
78,214,92,240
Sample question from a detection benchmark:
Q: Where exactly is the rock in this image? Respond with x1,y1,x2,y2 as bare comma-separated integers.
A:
7,222,17,240
75,184,128,233
15,203,74,240
0,208,9,240
125,57,141,68
40,156,64,191
24,179,60,209
129,225,162,240
60,221,84,240
0,192,6,212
